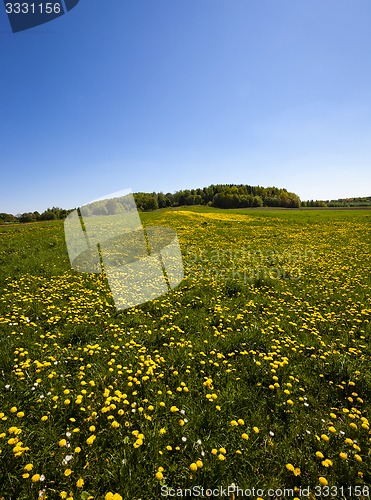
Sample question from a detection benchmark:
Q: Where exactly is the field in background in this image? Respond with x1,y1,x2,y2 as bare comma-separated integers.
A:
0,207,370,499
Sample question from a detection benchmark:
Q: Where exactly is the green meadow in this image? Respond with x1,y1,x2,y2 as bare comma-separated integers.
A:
0,207,370,499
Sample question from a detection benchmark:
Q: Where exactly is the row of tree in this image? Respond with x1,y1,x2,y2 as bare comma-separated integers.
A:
302,196,371,207
0,207,70,224
1,184,303,224
134,184,301,210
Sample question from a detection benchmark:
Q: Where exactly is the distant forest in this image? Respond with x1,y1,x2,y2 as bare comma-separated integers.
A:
301,196,371,208
1,185,370,224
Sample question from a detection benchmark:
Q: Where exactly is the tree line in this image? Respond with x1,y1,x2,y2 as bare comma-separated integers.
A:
0,207,71,224
0,184,303,224
134,184,301,211
302,196,371,207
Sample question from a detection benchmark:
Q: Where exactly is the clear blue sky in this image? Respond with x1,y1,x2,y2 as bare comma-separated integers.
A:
1,0,371,214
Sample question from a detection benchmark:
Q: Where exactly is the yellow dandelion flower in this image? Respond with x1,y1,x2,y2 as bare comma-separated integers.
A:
86,435,96,445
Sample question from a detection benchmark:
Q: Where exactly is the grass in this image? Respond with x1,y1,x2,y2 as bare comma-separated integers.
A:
0,207,370,499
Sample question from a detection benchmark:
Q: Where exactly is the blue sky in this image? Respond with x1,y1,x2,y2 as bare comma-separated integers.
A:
1,0,371,214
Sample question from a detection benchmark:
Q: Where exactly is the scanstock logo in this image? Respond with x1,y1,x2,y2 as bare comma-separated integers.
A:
4,0,79,33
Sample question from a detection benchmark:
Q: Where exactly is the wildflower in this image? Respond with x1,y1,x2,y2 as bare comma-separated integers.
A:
155,471,163,480
59,439,67,447
190,463,198,471
31,474,41,482
86,435,96,445
319,477,328,486
64,469,72,476
286,464,295,472
76,478,84,488
241,433,249,440
339,452,347,460
321,459,333,467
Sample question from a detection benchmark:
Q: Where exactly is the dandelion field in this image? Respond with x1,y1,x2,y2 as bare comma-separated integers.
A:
0,207,370,499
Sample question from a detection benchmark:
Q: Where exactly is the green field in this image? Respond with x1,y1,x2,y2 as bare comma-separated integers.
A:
0,207,370,499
